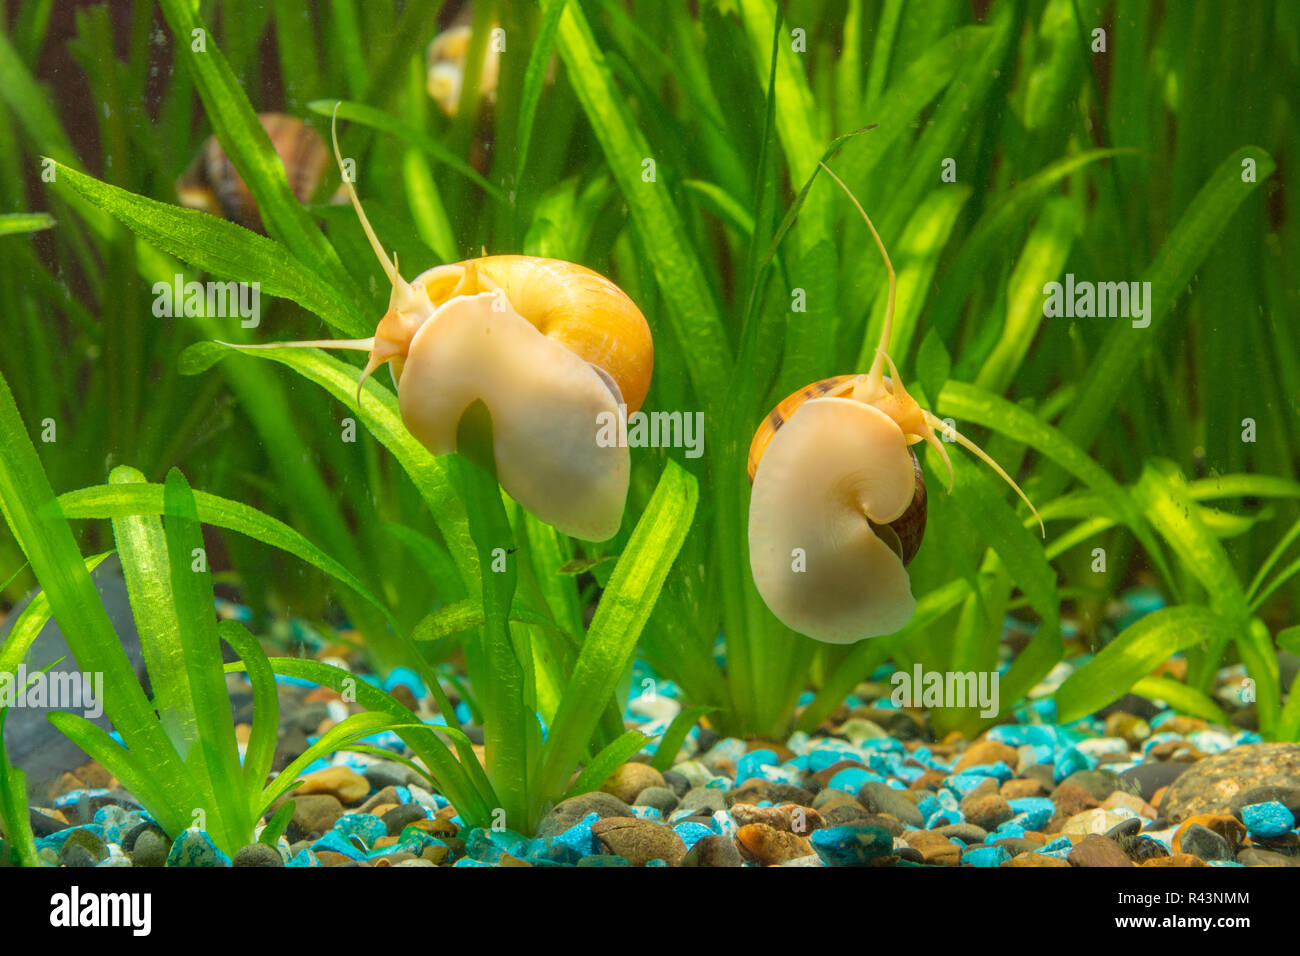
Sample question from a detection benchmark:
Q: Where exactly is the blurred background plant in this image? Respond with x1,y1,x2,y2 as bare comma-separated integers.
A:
0,0,1297,818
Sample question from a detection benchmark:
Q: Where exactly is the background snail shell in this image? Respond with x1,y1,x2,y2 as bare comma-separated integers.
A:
426,23,501,118
176,113,330,232
749,374,928,567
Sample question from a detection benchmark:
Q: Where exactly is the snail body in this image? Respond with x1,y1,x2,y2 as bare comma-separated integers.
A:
746,163,1042,644
237,107,652,543
177,113,331,232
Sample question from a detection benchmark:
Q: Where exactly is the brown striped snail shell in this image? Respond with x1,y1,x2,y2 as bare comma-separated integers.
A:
176,113,331,232
746,162,1045,645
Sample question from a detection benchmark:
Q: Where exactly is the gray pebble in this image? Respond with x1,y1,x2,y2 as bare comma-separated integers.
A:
859,782,924,828
233,843,284,867
681,834,743,867
130,830,168,867
678,787,728,815
633,786,679,815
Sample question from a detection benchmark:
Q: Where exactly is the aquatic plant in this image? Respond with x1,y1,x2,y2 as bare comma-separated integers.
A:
1,2,1297,857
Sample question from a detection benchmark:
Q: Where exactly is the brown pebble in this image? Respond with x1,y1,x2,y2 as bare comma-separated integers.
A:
406,817,459,839
1101,791,1157,819
1001,778,1047,800
357,786,401,814
961,792,1014,830
592,817,687,866
734,823,814,865
729,803,825,834
600,762,667,804
314,850,357,867
1052,782,1100,817
1142,853,1207,867
1003,852,1070,867
1067,834,1135,867
902,830,961,866
295,766,370,804
954,739,1020,773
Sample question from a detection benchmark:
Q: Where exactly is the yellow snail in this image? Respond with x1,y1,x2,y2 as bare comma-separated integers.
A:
176,113,336,233
427,20,501,118
747,163,1043,644
235,107,652,543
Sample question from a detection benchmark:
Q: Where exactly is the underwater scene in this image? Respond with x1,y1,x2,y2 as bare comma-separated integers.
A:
0,0,1298,926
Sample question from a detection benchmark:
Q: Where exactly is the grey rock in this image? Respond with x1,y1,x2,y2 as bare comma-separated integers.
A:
936,823,987,844
678,787,728,815
858,781,924,827
1161,743,1300,821
535,792,633,840
129,830,168,867
681,833,744,867
1179,823,1232,861
1118,760,1192,802
1059,769,1122,801
381,803,428,837
1104,817,1142,840
28,808,68,838
660,771,690,798
233,843,284,867
633,786,679,815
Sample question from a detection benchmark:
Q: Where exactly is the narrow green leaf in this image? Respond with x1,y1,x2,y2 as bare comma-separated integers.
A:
1055,606,1237,723
649,705,717,773
538,460,698,802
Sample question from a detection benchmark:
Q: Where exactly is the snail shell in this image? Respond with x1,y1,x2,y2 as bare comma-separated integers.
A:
176,113,330,232
426,24,501,118
748,375,928,567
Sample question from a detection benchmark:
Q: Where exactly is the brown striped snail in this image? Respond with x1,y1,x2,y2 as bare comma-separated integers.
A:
237,106,652,543
176,113,337,233
747,163,1043,644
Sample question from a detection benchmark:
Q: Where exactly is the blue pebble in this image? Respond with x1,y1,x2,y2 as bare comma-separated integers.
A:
453,857,494,866
522,836,583,865
311,830,368,861
946,774,996,798
808,749,855,773
797,691,816,707
810,826,893,866
553,812,600,857
962,761,1015,783
1241,801,1295,839
1053,745,1095,782
988,821,1026,841
1007,797,1055,830
868,752,904,777
382,666,426,698
926,807,963,828
1037,835,1073,858
286,849,320,867
916,793,942,819
38,824,106,853
672,822,714,850
334,813,387,848
986,724,1056,749
464,827,528,863
827,767,884,792
962,845,1009,867
736,749,779,784
166,829,232,867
